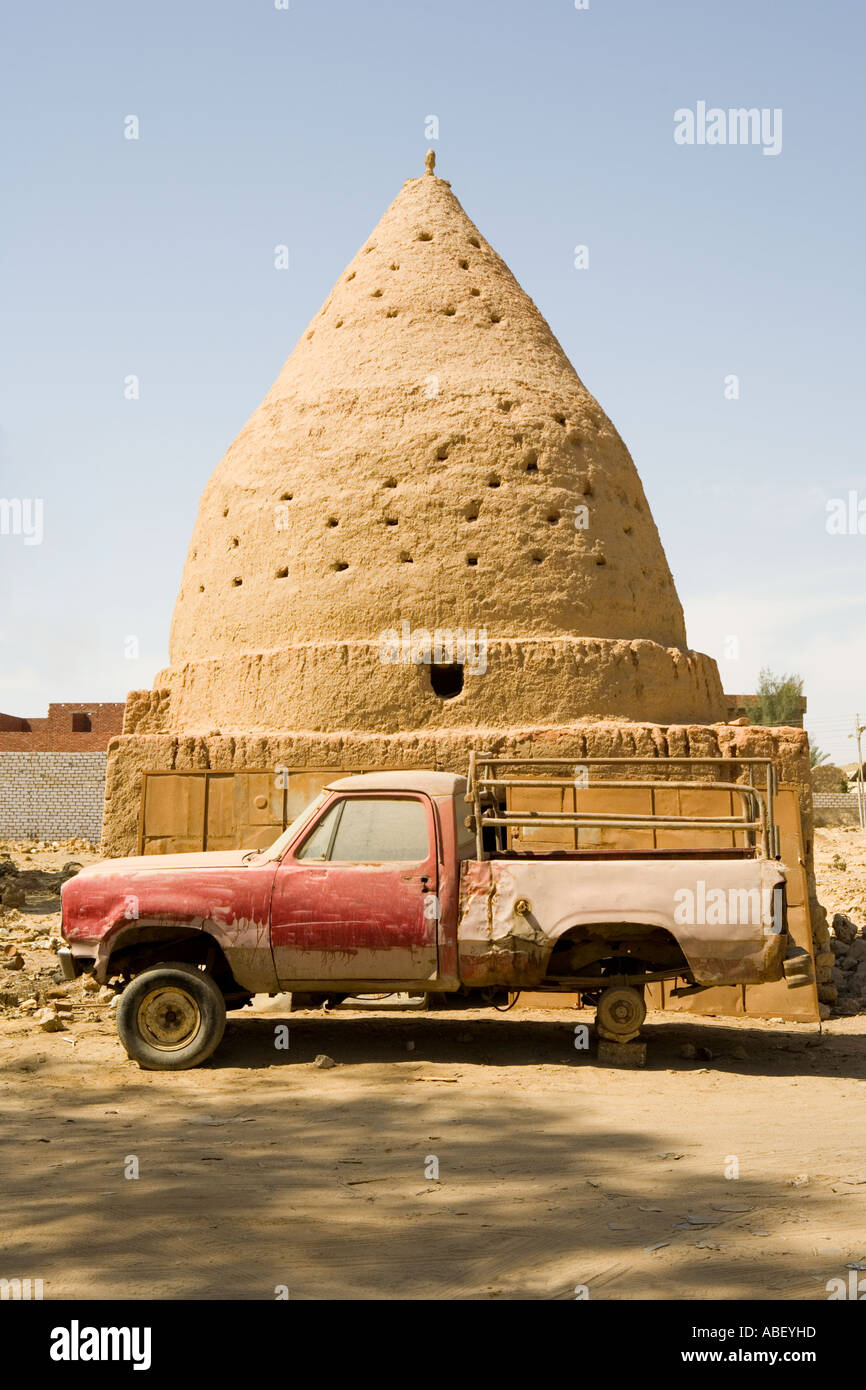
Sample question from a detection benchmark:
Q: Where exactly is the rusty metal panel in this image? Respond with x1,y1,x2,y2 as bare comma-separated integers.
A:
742,786,819,1021
580,787,655,850
653,788,740,851
204,774,237,851
506,784,576,852
223,772,284,851
141,773,207,855
658,981,746,1015
285,770,341,821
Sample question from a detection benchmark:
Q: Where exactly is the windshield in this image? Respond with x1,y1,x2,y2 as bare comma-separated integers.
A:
259,791,329,861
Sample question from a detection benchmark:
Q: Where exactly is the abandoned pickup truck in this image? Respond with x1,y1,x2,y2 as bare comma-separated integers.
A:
59,755,814,1069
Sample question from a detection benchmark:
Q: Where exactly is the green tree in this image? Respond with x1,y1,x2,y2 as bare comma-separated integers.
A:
808,744,830,768
745,669,805,727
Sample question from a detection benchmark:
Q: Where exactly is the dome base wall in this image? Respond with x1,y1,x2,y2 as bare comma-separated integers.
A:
150,636,727,735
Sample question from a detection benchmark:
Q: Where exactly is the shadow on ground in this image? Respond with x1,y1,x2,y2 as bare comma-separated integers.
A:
1,1009,863,1300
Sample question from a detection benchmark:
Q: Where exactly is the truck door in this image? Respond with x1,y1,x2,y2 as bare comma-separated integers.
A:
269,793,440,984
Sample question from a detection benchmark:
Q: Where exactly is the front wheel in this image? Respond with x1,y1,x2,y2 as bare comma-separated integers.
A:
116,962,226,1070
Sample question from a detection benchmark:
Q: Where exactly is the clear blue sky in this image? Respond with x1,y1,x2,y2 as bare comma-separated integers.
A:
1,0,864,762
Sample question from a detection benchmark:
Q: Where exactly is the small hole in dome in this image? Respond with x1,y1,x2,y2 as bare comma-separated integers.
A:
568,429,582,447
335,319,343,328
198,584,205,593
192,550,197,559
386,308,398,318
333,560,349,572
384,517,398,526
222,507,229,518
436,443,450,460
306,331,314,340
489,311,501,323
232,576,242,586
390,262,399,270
623,523,633,535
230,537,239,548
280,492,293,502
487,475,501,488
458,258,469,269
470,287,480,296
417,231,433,242
371,289,383,298
498,399,514,412
364,244,375,254
530,552,544,565
523,450,539,472
468,236,480,248
464,502,480,521
430,663,464,699
346,271,355,281
276,566,288,578
547,513,560,525
466,555,478,567
554,413,566,425
442,305,456,316
399,551,413,563
383,478,398,488
327,517,338,527
595,552,607,567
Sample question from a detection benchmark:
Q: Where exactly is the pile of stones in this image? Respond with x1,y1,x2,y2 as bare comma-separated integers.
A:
829,912,866,1016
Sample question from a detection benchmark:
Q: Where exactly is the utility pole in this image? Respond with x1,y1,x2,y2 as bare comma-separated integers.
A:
852,715,866,830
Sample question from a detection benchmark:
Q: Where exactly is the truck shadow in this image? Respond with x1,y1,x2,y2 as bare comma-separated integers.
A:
215,1008,866,1081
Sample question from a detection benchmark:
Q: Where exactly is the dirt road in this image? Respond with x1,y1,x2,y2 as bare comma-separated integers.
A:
1,833,865,1301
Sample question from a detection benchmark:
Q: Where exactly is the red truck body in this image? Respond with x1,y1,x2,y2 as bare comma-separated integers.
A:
59,767,809,1068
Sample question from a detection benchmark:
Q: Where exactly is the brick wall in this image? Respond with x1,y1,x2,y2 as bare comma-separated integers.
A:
814,792,862,811
0,753,107,843
0,703,124,753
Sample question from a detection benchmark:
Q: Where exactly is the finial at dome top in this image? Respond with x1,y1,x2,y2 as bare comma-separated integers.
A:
424,148,436,176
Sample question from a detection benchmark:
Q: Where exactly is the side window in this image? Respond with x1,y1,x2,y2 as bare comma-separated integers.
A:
329,798,430,863
295,801,342,861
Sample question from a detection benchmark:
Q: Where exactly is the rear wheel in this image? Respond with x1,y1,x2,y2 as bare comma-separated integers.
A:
116,962,226,1070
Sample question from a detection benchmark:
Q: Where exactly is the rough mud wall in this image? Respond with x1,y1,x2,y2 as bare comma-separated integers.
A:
159,170,724,732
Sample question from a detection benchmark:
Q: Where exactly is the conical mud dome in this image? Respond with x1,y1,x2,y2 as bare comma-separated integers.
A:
160,161,724,732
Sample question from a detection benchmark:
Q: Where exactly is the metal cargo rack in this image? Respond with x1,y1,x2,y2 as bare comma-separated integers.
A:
466,751,780,861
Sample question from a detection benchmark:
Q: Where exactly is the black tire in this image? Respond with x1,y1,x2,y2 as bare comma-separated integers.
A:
116,962,226,1070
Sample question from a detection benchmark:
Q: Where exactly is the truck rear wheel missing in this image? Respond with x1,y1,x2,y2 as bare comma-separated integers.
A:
595,985,646,1043
116,962,226,1070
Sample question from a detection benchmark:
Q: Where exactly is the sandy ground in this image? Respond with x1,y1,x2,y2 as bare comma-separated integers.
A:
1,831,865,1301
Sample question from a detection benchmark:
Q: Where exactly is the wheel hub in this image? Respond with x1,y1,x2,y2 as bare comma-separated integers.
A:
138,986,202,1050
596,985,646,1042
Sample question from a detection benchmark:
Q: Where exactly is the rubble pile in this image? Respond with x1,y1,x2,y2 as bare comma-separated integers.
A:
828,912,866,1017
0,843,117,1032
